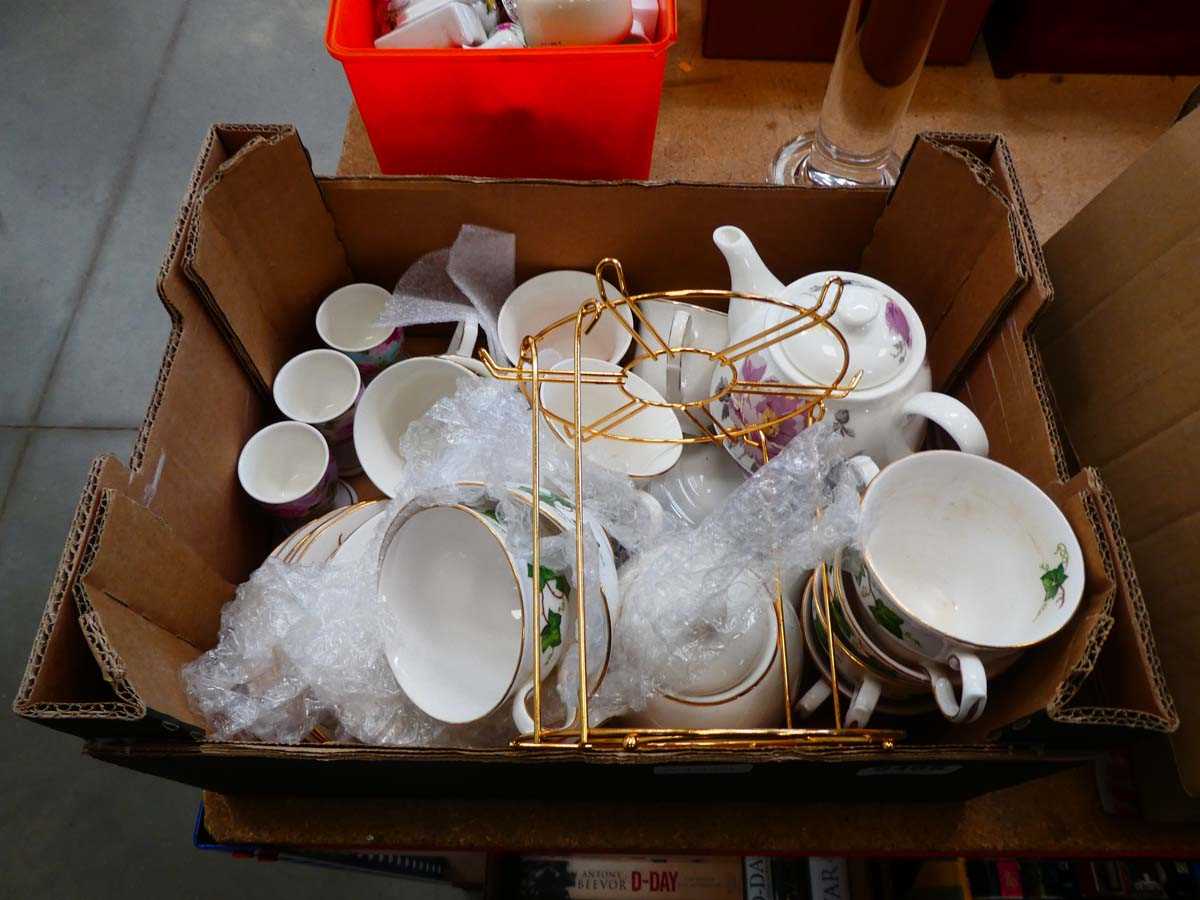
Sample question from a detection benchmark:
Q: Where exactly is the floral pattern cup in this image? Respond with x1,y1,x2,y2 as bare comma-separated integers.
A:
237,421,339,521
316,283,405,381
843,450,1085,724
273,349,363,476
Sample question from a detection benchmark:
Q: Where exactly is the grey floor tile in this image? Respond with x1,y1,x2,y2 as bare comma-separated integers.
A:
0,427,474,897
0,428,29,512
38,0,351,427
0,1,188,425
0,428,135,694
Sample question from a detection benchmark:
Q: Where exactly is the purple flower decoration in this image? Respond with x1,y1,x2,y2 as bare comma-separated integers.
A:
722,354,809,460
885,300,912,348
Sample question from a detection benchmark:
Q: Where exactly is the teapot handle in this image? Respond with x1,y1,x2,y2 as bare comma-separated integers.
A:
898,392,989,458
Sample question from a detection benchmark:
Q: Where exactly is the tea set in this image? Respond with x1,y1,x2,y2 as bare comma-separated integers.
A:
244,223,1085,734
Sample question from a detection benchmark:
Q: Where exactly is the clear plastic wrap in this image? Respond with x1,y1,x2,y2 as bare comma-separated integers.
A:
183,373,859,743
377,224,514,362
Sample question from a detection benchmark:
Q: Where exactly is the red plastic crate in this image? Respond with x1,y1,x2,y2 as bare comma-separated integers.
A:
326,0,678,178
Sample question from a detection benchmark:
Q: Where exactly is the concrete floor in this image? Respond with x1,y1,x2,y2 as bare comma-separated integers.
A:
0,2,472,896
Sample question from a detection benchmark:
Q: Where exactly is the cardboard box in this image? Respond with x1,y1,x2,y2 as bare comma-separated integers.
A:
11,123,1178,801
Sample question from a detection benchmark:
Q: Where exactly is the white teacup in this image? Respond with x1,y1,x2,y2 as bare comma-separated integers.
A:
630,299,730,435
847,450,1085,724
354,356,478,497
237,421,338,521
623,570,804,730
540,357,683,478
499,271,631,366
273,349,363,476
380,503,571,725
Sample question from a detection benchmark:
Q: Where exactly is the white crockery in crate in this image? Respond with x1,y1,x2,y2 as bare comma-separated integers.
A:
502,0,632,47
354,356,478,497
630,298,730,435
622,570,804,729
540,357,683,478
645,441,746,527
499,270,631,366
374,0,488,49
379,503,571,724
710,226,988,472
848,450,1085,724
277,501,386,565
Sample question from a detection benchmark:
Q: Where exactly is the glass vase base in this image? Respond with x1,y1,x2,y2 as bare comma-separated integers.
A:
771,133,900,188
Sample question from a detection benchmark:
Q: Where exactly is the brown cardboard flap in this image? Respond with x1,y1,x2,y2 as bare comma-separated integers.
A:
83,493,234,649
140,124,280,584
319,178,889,294
1039,110,1200,791
861,135,1026,388
185,129,353,389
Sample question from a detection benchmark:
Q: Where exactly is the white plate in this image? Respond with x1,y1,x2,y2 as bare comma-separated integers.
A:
330,501,389,566
273,501,385,565
540,357,683,478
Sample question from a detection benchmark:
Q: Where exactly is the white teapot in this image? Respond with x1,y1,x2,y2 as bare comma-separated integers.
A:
709,226,988,471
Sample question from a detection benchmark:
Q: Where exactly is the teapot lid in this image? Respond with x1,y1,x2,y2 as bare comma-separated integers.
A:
771,272,920,392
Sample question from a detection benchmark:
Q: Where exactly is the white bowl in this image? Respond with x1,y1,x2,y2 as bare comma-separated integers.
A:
353,356,476,497
540,357,683,478
499,271,632,366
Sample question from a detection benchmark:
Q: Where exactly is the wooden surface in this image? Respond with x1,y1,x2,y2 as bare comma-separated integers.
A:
203,764,1200,855
337,0,1196,242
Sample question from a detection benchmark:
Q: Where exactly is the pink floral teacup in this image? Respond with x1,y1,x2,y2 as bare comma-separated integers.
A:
273,349,363,476
237,422,338,521
316,283,405,381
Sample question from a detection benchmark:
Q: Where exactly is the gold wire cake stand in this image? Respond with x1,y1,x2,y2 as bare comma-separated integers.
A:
480,259,902,752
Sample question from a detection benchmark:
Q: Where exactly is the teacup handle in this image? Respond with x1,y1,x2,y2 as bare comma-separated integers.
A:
512,680,578,734
895,392,989,458
926,652,987,724
794,675,879,728
845,454,881,493
664,310,693,405
845,676,881,729
796,679,831,719
446,319,480,359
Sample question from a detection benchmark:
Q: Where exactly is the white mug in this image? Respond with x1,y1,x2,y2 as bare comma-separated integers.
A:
846,450,1085,724
237,421,338,521
380,503,570,725
273,349,363,476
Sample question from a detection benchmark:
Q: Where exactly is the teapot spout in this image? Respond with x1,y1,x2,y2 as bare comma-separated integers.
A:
713,226,785,297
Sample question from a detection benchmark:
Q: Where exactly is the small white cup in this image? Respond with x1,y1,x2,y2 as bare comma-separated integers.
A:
508,0,633,47
499,271,632,367
273,349,363,476
237,421,338,520
316,283,406,380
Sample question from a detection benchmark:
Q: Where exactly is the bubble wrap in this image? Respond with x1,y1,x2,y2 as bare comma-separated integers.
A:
378,224,514,362
591,422,861,717
183,377,663,744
